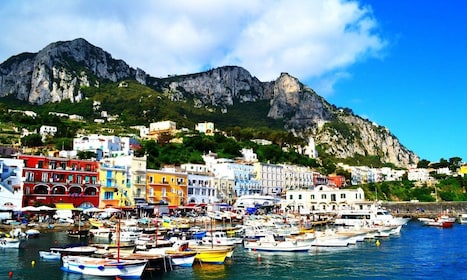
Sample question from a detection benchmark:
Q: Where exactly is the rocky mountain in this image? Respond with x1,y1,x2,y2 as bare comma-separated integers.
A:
0,38,146,104
0,38,419,167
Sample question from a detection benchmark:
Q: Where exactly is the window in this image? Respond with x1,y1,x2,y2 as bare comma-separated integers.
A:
310,194,315,200
321,194,326,199
341,193,346,199
289,194,293,199
298,194,302,199
104,191,113,200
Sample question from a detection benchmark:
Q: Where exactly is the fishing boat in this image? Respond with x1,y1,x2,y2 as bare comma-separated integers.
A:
49,245,97,256
25,229,41,238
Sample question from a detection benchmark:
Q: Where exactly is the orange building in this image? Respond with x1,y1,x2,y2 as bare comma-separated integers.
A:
146,169,187,206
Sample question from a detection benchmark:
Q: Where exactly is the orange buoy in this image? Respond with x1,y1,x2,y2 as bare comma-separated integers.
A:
8,271,13,278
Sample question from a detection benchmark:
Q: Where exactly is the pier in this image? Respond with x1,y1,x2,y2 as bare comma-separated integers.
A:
382,201,467,219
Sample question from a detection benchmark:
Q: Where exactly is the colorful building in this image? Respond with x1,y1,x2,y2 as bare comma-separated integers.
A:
146,168,187,206
98,163,130,208
19,155,100,208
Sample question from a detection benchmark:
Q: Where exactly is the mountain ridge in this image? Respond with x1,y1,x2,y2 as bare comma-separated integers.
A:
0,38,419,167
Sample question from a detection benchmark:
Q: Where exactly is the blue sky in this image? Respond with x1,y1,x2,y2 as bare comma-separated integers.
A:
0,0,465,163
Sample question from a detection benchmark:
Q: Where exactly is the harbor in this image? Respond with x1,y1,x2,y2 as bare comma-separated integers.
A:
0,219,465,279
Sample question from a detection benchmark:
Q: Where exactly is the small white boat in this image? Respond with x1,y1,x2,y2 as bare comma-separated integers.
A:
50,245,97,256
0,237,21,248
243,234,315,252
311,230,351,247
457,213,467,224
61,255,148,278
26,229,41,238
39,250,61,260
419,216,456,228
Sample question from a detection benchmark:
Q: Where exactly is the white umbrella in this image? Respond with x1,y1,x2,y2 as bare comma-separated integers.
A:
83,207,102,213
20,206,39,211
103,207,121,213
37,205,56,211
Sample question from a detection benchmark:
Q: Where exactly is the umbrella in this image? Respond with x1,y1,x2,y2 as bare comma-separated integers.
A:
37,205,56,211
103,207,121,213
83,207,103,213
20,206,39,211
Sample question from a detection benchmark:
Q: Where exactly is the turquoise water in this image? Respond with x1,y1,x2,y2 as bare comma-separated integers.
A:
1,221,466,279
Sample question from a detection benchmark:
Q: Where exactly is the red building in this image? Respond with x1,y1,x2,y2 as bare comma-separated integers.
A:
19,155,100,208
327,175,346,188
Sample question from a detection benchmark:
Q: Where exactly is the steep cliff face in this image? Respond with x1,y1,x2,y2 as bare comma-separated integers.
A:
0,38,146,104
152,66,273,108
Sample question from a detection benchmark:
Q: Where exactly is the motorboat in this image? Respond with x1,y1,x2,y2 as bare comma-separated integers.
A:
201,231,243,246
243,233,315,252
39,250,61,260
419,216,456,228
334,206,411,227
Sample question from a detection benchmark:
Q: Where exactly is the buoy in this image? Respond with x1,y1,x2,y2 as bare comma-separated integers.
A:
31,260,35,267
8,271,13,278
375,239,381,246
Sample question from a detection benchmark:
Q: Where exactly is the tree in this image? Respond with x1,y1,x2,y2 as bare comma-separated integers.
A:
21,134,42,147
417,159,430,168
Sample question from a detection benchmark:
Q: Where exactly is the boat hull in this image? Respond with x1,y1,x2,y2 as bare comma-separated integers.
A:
191,247,232,264
243,238,314,252
61,256,147,278
0,238,20,248
39,250,61,260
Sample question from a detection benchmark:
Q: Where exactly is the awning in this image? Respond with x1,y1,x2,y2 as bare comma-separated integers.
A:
55,203,76,210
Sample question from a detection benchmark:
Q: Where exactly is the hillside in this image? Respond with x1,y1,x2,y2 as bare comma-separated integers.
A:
0,38,419,167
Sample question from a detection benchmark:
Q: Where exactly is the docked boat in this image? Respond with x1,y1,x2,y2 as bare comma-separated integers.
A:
457,213,467,224
0,237,21,248
201,231,243,246
243,233,315,252
25,229,41,238
39,250,61,260
49,245,97,256
61,255,148,278
189,245,234,264
135,241,197,267
67,228,89,238
334,206,411,227
311,230,351,247
419,216,456,228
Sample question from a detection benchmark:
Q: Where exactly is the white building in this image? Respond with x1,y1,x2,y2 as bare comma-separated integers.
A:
73,135,137,159
0,158,24,219
284,185,365,214
253,162,284,196
39,125,57,141
195,122,215,135
407,168,430,182
280,164,314,190
186,173,217,204
149,121,176,132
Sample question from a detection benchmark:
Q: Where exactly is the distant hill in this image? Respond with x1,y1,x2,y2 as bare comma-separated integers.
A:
0,38,419,167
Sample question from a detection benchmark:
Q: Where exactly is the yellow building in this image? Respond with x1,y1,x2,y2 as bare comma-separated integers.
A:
460,165,467,176
98,163,131,208
146,169,187,206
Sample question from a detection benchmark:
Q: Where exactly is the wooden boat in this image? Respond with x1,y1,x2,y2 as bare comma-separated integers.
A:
50,245,97,256
190,246,233,264
61,213,148,278
61,255,148,277
25,229,40,238
39,250,61,260
243,234,315,252
166,251,197,267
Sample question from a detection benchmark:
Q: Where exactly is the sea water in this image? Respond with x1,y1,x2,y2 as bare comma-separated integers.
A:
1,221,466,280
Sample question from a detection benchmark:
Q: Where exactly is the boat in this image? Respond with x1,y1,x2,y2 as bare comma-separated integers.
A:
243,233,315,252
39,250,61,260
62,212,148,278
457,213,467,224
191,246,233,264
201,231,243,246
419,216,456,228
0,237,21,248
61,255,148,278
49,245,97,256
25,229,40,238
67,227,89,238
135,241,197,267
311,230,351,247
334,206,411,227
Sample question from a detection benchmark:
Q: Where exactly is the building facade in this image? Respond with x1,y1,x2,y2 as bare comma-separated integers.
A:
146,168,187,206
19,155,100,208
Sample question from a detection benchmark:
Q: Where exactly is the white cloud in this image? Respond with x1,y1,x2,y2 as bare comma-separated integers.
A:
0,0,386,92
